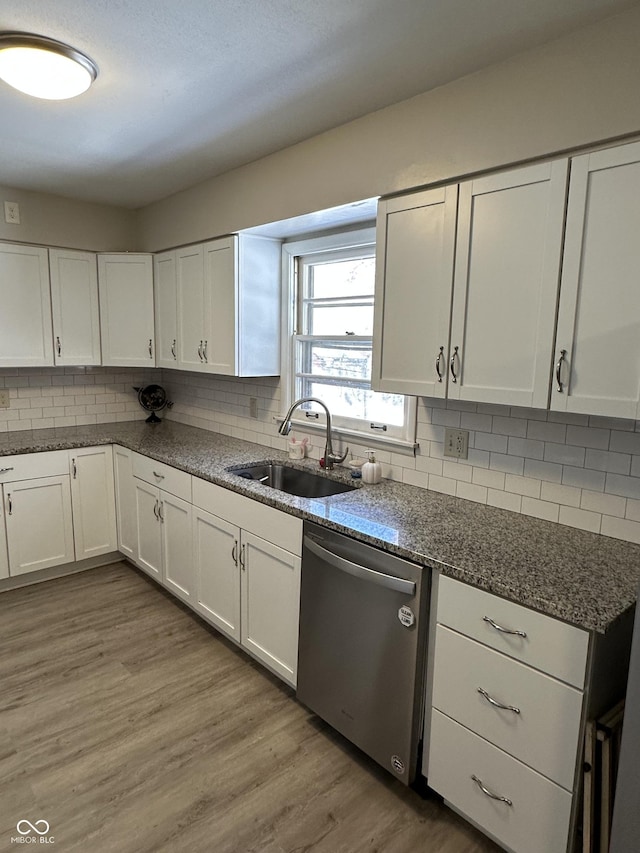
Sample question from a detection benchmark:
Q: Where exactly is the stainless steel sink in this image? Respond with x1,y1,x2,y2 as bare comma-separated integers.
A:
229,463,356,498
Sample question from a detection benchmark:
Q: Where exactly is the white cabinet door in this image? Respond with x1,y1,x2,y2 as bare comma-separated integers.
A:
241,531,301,686
160,491,193,604
193,508,241,641
49,248,101,366
4,475,75,575
203,237,236,375
177,244,207,372
0,497,8,580
0,243,53,367
553,141,640,418
448,161,568,408
113,445,137,561
70,446,117,560
154,250,178,369
371,186,458,397
98,253,155,366
134,480,162,580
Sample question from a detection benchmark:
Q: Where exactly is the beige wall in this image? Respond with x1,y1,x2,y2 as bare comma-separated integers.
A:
0,185,135,251
138,6,640,251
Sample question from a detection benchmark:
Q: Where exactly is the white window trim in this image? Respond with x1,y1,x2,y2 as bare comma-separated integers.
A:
280,227,417,454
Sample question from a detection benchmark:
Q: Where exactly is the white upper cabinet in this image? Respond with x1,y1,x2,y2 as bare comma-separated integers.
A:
553,141,640,418
98,253,155,367
203,237,236,375
449,161,568,408
176,243,207,371
49,249,101,366
0,243,53,367
154,250,178,369
372,186,458,398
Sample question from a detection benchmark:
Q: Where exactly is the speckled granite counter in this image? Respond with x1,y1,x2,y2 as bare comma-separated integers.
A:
1,420,639,633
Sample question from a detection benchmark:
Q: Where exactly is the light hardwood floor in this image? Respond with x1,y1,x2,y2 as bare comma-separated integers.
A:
0,562,500,853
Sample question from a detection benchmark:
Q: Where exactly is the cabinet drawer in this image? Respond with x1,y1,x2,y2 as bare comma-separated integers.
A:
0,450,70,482
131,453,191,501
432,625,583,790
192,477,302,555
428,710,573,853
437,575,589,688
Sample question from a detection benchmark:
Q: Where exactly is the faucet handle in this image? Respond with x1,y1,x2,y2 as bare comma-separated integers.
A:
327,446,349,465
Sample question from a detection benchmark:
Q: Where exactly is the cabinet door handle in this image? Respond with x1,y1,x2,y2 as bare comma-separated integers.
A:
0,467,14,475
152,471,165,480
158,501,164,523
232,540,238,566
171,339,177,360
435,346,445,382
555,349,567,392
450,345,459,383
72,458,77,479
148,339,153,359
478,687,520,714
483,615,527,638
153,499,159,520
7,493,12,515
56,336,62,356
471,775,513,807
203,340,208,362
239,543,246,571
197,341,203,361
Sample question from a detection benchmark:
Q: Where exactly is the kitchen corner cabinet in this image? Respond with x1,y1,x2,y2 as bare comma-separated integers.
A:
372,161,568,408
0,243,53,367
69,446,117,560
552,140,640,418
113,445,138,561
1,452,75,576
192,477,302,686
132,454,194,603
98,253,155,367
156,234,281,377
49,248,101,366
424,574,630,853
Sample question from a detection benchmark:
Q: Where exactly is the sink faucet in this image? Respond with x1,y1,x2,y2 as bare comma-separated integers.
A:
278,397,348,470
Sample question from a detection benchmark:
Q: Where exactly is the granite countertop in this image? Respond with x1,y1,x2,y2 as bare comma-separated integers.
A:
2,420,639,634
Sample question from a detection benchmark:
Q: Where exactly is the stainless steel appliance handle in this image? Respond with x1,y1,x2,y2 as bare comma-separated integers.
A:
304,536,416,595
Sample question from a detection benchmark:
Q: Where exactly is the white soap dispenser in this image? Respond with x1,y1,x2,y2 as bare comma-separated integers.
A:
362,450,382,484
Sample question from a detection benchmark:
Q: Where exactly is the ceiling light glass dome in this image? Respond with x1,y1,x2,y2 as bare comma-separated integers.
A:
0,32,98,100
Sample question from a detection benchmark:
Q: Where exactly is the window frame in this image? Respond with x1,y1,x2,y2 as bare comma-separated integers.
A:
280,226,417,451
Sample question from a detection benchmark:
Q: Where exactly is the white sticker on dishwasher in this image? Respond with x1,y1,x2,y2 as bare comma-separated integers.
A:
398,605,415,627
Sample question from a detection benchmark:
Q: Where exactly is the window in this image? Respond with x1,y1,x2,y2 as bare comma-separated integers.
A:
282,228,416,446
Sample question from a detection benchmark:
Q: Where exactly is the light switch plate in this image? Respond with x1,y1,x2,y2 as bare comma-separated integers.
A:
0,390,9,408
444,427,469,459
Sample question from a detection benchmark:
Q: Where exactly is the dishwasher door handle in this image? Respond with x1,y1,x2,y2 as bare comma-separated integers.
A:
304,536,416,596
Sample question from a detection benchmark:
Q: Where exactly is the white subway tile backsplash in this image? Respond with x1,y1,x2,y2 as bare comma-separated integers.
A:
561,466,606,492
428,474,457,495
472,467,506,490
527,420,567,443
504,474,541,499
460,412,493,432
432,408,461,427
442,460,472,482
507,437,545,460
541,481,581,507
524,458,563,484
610,430,640,455
581,490,626,518
559,505,601,533
487,489,522,512
605,473,640,500
521,496,559,523
585,449,631,475
591,416,635,431
489,452,524,476
544,443,586,467
492,416,527,437
565,425,610,449
456,481,487,504
626,499,640,522
474,432,509,454
601,515,640,544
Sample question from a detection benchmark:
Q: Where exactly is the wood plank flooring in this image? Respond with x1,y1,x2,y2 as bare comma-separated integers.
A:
0,562,500,853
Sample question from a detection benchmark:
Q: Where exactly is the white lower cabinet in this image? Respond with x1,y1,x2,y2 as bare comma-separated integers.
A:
425,574,590,853
135,478,194,603
113,445,138,561
4,474,75,576
70,446,117,560
192,477,302,686
0,494,9,579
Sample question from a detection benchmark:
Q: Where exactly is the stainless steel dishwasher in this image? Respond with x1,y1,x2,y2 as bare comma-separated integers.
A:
297,521,429,784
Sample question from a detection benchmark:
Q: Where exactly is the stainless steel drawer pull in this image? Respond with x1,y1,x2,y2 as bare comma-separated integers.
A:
471,775,513,806
483,616,527,638
450,345,459,383
435,346,445,382
555,349,566,392
0,467,14,474
478,687,521,714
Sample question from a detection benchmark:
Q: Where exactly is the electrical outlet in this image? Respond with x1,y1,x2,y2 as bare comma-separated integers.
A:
249,397,258,419
0,390,9,408
4,201,20,224
444,427,469,459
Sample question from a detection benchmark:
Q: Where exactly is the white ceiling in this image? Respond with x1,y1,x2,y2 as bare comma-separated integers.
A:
0,0,636,209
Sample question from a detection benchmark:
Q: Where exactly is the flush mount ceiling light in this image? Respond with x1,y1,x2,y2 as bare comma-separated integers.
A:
0,32,97,100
